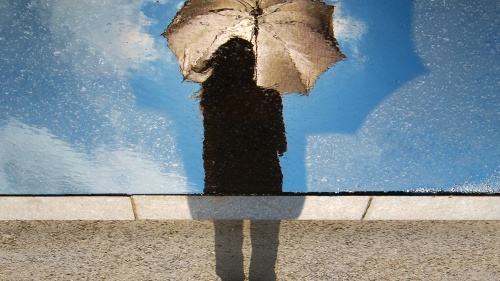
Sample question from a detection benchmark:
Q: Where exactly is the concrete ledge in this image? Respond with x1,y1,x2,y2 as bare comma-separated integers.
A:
0,195,498,220
364,196,500,220
0,197,135,220
132,195,369,220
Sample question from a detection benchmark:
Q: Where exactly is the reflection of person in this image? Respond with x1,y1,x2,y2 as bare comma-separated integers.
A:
200,37,287,195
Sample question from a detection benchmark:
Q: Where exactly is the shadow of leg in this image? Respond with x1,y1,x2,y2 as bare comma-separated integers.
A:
214,220,245,281
248,220,281,281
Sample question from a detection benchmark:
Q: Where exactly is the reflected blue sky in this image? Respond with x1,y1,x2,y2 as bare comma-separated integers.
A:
0,0,498,194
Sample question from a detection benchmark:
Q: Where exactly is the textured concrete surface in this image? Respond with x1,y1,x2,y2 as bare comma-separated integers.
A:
1,221,499,280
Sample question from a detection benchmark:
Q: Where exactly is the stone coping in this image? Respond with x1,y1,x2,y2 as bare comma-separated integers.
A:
0,195,499,220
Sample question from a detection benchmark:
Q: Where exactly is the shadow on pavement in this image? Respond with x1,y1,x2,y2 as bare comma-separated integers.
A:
188,196,305,280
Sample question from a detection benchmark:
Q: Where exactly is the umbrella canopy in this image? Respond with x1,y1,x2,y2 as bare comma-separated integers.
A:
163,0,344,94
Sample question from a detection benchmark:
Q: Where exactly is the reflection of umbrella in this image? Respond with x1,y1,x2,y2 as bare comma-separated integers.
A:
163,0,344,94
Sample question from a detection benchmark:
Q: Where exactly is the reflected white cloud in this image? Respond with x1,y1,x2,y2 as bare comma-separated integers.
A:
0,119,190,194
306,134,383,192
330,1,367,42
329,1,367,67
47,0,168,75
176,1,185,10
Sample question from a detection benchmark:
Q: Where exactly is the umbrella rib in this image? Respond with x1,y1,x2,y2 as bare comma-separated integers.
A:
208,8,235,13
235,0,253,11
263,2,289,15
262,24,305,86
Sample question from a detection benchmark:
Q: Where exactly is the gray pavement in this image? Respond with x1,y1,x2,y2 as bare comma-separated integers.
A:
1,221,499,280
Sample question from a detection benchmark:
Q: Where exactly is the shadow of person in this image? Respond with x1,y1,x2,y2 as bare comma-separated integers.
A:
188,38,304,280
188,196,305,280
214,220,280,281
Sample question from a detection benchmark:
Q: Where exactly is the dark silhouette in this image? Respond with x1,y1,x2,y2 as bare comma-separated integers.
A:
200,38,287,195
